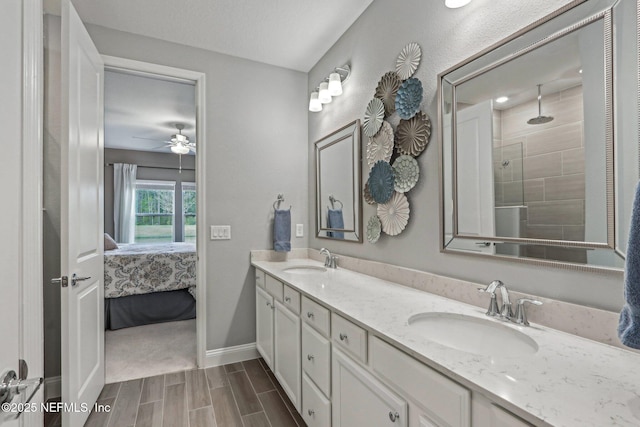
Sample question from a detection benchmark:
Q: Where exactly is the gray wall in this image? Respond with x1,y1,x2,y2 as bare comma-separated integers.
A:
85,22,309,351
308,0,625,312
104,148,196,241
44,15,309,361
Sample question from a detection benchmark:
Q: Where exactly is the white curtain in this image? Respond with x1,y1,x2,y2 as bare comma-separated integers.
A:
113,163,137,243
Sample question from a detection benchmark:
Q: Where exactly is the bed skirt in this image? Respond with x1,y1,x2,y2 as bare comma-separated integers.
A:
105,289,196,330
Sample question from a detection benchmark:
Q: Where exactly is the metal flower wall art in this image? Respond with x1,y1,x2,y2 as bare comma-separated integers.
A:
360,41,431,243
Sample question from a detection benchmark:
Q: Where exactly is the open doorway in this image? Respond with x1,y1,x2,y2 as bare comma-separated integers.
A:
102,68,199,383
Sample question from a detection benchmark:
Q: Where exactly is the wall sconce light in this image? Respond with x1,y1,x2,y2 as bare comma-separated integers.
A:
309,91,323,112
445,0,471,8
309,64,351,112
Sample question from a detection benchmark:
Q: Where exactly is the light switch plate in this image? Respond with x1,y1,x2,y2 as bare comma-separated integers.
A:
211,225,231,240
296,224,304,237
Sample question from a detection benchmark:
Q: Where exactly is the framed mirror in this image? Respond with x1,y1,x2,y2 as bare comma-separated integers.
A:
315,120,363,242
438,0,638,271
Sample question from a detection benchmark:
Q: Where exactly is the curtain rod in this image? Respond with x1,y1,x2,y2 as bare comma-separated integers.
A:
105,163,195,172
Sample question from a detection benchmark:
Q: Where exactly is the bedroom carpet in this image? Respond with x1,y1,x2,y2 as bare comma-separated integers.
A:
105,319,197,384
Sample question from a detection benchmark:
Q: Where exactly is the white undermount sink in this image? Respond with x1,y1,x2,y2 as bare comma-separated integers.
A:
283,265,327,274
407,312,538,357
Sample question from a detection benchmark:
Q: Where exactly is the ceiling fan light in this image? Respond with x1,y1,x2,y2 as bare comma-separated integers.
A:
171,144,190,155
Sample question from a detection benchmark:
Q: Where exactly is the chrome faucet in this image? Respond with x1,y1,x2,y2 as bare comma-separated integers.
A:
478,280,513,320
319,248,338,269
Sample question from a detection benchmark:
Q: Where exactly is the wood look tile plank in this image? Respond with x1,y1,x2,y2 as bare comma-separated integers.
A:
224,362,244,373
242,412,271,427
258,390,298,427
135,401,163,427
257,358,271,373
243,359,275,394
108,379,143,427
163,383,187,427
205,366,228,389
164,371,185,386
140,375,164,404
210,386,243,427
188,407,217,427
100,383,122,400
85,397,115,427
227,371,262,415
276,387,306,427
185,369,211,410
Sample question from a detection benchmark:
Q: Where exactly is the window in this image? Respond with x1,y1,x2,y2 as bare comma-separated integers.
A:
135,180,175,243
182,182,196,243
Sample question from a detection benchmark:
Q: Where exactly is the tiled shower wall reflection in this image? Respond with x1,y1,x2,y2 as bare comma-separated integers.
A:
493,85,586,263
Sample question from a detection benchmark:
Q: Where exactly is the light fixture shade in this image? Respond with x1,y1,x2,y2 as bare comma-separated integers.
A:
445,0,471,8
171,144,190,155
318,82,332,104
309,92,322,112
328,73,343,96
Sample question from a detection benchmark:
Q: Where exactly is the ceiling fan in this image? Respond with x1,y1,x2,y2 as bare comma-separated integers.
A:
133,123,196,154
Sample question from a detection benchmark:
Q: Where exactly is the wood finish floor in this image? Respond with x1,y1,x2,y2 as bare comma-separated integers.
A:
45,358,306,427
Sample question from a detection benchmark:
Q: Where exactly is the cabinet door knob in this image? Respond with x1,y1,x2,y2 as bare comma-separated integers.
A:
339,333,348,341
308,409,315,416
307,354,314,361
285,296,291,302
389,411,399,422
307,312,314,319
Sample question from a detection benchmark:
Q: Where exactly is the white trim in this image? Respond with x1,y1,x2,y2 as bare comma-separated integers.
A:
205,343,259,368
21,0,44,426
101,55,208,369
43,376,61,402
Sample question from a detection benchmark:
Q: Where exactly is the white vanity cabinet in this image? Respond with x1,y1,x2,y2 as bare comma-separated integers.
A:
255,270,301,410
332,348,408,427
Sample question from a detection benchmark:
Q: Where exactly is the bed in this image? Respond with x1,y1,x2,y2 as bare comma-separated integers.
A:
104,242,197,329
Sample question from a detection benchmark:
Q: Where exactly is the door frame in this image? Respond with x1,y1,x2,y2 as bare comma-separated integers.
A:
101,55,208,367
22,0,44,425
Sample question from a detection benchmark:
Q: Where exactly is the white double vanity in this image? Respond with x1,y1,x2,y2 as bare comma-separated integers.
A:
252,255,640,427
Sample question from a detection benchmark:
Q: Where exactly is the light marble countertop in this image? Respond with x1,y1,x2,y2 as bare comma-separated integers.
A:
252,257,640,427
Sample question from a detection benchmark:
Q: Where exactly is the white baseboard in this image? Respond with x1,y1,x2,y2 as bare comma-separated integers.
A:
44,376,61,401
204,343,259,368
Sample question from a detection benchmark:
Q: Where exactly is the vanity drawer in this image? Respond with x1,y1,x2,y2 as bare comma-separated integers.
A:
302,373,331,427
370,336,470,427
255,269,265,288
331,313,367,364
302,296,331,337
283,285,300,315
265,274,283,301
302,322,331,396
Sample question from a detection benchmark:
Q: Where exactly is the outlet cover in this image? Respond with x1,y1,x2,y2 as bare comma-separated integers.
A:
296,224,304,237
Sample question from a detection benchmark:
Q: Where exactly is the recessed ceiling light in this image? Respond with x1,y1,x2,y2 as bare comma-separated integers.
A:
496,96,509,103
578,69,583,74
445,0,472,8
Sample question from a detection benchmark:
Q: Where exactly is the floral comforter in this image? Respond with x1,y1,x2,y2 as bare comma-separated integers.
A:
104,243,196,299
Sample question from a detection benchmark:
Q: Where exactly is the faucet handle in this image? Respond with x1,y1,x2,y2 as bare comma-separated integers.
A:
478,288,500,316
513,298,543,326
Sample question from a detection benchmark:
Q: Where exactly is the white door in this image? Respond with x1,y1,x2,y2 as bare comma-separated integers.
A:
60,1,105,426
256,286,275,369
446,100,496,254
274,301,301,411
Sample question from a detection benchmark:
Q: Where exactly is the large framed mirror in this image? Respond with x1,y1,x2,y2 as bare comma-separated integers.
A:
315,120,362,242
438,0,638,271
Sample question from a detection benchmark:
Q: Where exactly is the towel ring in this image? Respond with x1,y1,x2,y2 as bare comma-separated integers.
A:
273,194,291,211
328,195,343,210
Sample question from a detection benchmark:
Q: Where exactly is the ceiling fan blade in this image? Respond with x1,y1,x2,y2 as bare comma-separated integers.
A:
132,136,167,142
151,143,171,150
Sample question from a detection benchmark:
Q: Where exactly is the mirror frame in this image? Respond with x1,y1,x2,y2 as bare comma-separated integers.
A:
437,0,635,272
315,119,363,243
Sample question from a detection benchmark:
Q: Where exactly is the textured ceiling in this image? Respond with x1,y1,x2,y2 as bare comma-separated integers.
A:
63,0,373,72
104,70,196,153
